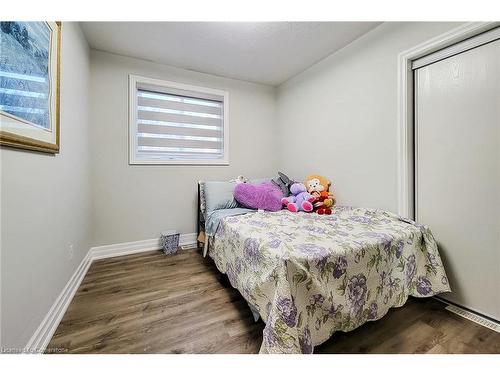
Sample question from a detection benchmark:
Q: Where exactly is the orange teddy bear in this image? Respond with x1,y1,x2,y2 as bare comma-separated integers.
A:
305,174,336,215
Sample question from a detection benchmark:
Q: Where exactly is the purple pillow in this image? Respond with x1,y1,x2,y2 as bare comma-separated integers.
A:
234,182,284,211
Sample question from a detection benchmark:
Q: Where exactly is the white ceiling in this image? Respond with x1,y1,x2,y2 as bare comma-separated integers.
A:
80,22,381,86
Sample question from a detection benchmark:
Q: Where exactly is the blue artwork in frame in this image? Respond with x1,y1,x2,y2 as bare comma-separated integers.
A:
0,21,61,153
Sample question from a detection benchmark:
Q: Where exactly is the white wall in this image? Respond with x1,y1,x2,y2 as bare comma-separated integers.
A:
89,51,277,246
1,22,91,349
277,22,463,213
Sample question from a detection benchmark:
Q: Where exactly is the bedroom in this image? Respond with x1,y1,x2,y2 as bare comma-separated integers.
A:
1,0,499,372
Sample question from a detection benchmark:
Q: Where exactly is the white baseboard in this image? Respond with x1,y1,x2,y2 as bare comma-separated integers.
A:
91,238,161,260
91,233,197,260
24,251,93,353
179,233,198,250
24,232,197,353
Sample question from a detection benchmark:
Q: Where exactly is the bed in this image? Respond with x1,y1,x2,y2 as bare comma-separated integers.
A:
199,183,450,354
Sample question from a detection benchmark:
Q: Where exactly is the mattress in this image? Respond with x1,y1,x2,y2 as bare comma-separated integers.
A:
208,206,450,353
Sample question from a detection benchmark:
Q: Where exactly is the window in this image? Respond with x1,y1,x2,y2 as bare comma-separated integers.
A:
129,75,229,165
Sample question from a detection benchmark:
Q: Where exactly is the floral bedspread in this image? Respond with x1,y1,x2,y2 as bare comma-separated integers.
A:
209,206,450,354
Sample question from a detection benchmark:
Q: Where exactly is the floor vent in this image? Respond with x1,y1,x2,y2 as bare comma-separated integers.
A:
445,304,500,333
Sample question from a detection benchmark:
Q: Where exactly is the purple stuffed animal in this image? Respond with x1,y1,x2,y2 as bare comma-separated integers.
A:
281,183,314,212
234,182,284,211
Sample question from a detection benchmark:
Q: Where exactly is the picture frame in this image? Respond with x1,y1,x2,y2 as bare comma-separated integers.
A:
0,21,61,154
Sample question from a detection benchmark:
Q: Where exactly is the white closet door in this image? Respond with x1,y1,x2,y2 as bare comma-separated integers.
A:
415,38,500,320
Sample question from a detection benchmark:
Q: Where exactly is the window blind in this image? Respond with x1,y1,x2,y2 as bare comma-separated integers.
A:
134,85,225,162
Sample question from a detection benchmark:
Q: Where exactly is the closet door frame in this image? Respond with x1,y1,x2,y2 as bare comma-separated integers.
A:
396,21,499,219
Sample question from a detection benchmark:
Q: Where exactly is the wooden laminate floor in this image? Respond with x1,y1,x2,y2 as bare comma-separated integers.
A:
47,249,500,354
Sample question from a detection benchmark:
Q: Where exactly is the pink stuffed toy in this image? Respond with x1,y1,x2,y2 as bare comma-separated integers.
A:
281,183,315,212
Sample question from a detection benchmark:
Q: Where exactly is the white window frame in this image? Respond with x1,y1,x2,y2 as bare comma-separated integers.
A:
128,74,229,165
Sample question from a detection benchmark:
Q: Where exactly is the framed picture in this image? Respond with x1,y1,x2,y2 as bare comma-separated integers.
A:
0,21,61,154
